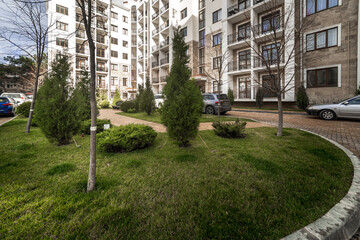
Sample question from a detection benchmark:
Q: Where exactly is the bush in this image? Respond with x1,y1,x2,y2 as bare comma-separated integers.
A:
139,77,155,115
212,119,247,138
16,101,31,117
296,85,309,110
256,88,264,109
34,55,80,145
127,108,137,113
99,100,110,109
227,88,235,105
80,119,111,135
97,124,157,152
112,89,122,107
120,100,137,113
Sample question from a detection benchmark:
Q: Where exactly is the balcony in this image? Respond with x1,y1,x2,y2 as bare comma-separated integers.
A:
152,61,159,68
139,27,144,34
76,31,86,39
253,56,283,68
138,55,144,61
227,61,251,72
152,11,159,20
152,45,159,52
160,76,167,82
97,66,108,72
96,22,107,30
138,14,143,21
253,16,283,36
96,9,107,17
253,0,264,5
227,0,250,17
152,28,159,35
227,32,250,45
159,21,169,32
152,0,159,5
152,77,159,83
160,57,169,66
138,41,143,47
159,39,169,48
160,3,169,15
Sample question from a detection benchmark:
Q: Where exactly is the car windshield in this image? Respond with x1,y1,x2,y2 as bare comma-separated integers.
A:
219,94,229,100
335,97,356,104
0,98,8,103
2,93,21,98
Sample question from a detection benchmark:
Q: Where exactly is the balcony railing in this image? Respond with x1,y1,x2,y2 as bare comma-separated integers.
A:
159,39,169,48
138,55,144,61
227,0,250,17
253,16,283,35
160,76,167,82
152,61,159,68
152,77,159,83
97,10,107,17
138,14,143,21
152,0,159,5
152,11,159,20
227,32,250,45
97,66,108,72
139,27,144,34
253,56,283,68
76,31,86,39
160,21,169,31
152,45,159,52
160,57,169,65
131,17,136,22
160,3,169,14
253,0,265,5
152,28,159,35
227,61,251,72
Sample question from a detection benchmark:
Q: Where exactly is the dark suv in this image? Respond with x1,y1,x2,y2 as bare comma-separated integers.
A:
202,93,232,115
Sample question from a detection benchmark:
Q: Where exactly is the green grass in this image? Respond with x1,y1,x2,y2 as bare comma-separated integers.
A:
0,119,353,240
117,111,253,124
233,107,306,112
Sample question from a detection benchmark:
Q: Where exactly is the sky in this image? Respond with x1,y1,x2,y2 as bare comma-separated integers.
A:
0,1,48,64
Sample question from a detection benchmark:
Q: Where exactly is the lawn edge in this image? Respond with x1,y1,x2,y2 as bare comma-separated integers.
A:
0,115,18,127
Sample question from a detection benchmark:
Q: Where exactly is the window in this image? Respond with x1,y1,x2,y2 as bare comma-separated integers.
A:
199,10,205,29
123,65,129,72
97,62,106,72
181,8,187,19
123,16,128,23
111,50,118,58
76,30,85,38
111,77,118,86
56,21,68,31
76,57,87,69
212,9,222,23
97,34,105,43
111,11,118,19
180,27,188,37
98,76,106,88
97,21,106,29
56,4,68,15
213,33,222,46
213,57,221,69
307,67,338,88
347,97,360,105
56,38,68,47
262,43,281,65
97,48,105,57
123,78,128,86
238,22,251,41
123,53,128,60
306,0,338,15
262,75,277,97
199,48,205,65
262,11,281,34
306,27,338,51
76,43,85,54
238,50,251,69
199,30,205,47
111,37,118,45
111,64,118,71
213,82,218,92
238,77,251,98
123,40,128,47
111,25,118,32
123,28,128,35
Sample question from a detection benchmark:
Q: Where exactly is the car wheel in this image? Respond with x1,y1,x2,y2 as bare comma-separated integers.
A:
205,106,215,115
320,110,336,120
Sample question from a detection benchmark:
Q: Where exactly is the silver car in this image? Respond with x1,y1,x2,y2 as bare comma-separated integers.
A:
202,93,232,115
307,95,360,120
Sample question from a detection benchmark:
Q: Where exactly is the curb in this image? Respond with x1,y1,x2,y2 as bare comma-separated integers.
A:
231,109,307,115
244,118,360,240
0,116,17,127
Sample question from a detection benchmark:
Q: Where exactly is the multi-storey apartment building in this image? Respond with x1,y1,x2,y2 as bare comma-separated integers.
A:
137,0,359,105
47,0,138,101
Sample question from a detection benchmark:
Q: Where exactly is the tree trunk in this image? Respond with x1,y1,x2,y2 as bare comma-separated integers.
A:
87,42,97,192
25,62,41,133
277,94,283,136
217,87,221,118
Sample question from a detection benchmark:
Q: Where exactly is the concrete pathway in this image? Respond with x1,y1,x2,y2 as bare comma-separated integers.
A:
98,109,270,133
0,116,14,126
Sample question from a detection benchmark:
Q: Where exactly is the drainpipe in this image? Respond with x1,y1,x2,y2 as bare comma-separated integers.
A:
357,1,360,90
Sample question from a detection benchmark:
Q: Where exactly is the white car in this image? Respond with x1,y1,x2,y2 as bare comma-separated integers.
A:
154,94,164,108
0,93,29,105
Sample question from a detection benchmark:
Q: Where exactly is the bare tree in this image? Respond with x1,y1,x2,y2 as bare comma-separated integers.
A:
241,1,312,136
75,0,97,192
198,30,232,118
0,0,53,133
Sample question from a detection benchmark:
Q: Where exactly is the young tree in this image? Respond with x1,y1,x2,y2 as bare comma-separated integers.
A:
161,28,203,147
112,89,122,107
35,55,80,145
0,0,53,133
243,1,312,136
134,84,144,112
227,88,235,105
73,69,91,121
296,85,309,110
140,77,155,115
76,0,98,192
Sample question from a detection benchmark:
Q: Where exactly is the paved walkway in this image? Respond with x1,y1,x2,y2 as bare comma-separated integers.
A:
227,110,360,158
0,116,14,126
98,109,270,133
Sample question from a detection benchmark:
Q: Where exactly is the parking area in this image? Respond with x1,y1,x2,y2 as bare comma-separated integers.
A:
228,110,360,158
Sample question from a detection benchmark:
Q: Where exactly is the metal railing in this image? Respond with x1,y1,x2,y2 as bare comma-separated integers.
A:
152,45,159,52
152,0,159,5
96,66,108,72
152,11,159,20
253,0,264,5
253,16,283,35
160,3,169,14
159,39,169,48
227,32,250,45
152,28,159,35
160,57,169,65
152,77,159,83
152,61,159,68
227,0,250,17
160,76,167,82
227,61,251,72
160,21,169,31
253,56,283,68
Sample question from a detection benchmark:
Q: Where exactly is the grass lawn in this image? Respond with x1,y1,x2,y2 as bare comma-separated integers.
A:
117,111,253,124
0,119,353,239
232,107,306,112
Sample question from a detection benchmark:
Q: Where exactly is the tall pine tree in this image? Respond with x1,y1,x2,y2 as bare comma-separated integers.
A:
140,77,155,115
161,28,203,147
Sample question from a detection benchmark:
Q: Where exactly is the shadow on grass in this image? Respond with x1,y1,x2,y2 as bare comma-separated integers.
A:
240,154,284,176
176,154,197,163
307,148,337,161
0,162,18,171
13,143,34,151
46,163,76,176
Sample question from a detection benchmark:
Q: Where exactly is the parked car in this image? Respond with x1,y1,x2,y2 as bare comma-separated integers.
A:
154,94,164,108
26,94,34,102
202,93,232,115
0,93,29,105
307,95,360,120
0,97,17,116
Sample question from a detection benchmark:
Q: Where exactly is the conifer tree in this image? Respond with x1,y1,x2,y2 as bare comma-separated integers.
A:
140,77,155,115
73,69,91,121
112,89,122,106
161,28,203,147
